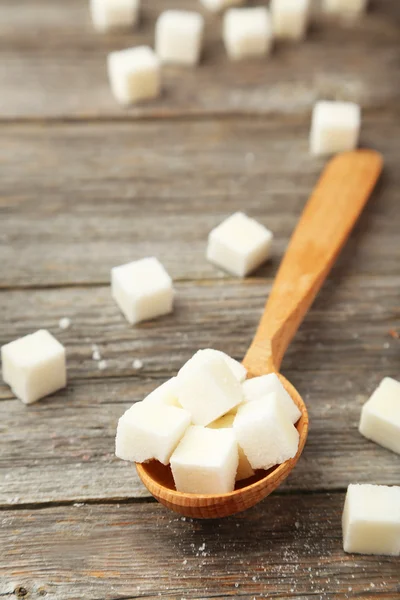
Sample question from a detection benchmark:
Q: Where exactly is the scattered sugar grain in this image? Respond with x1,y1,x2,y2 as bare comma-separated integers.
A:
98,360,108,370
92,350,101,361
133,359,143,370
59,317,71,330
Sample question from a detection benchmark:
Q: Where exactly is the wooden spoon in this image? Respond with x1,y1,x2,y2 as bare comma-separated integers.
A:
136,149,383,519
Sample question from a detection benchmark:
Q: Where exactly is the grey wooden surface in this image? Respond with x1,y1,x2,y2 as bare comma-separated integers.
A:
0,1,399,599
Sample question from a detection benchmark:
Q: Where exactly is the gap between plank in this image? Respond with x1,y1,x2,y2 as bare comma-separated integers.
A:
0,105,397,127
0,488,348,512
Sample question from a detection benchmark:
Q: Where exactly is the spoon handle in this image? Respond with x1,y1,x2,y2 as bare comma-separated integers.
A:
243,149,383,376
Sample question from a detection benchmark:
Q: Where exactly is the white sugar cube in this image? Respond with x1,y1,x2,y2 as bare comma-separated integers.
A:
90,0,140,32
359,377,400,455
242,373,301,424
310,101,361,156
322,0,368,18
111,257,173,324
107,46,161,105
271,0,310,41
170,426,239,494
223,7,274,60
115,402,191,464
1,330,66,405
200,0,245,13
342,484,400,556
143,377,182,408
207,212,273,277
183,349,247,383
177,349,243,426
155,11,204,66
234,396,299,470
208,414,254,480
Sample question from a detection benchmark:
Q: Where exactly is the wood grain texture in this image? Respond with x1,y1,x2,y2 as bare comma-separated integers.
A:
0,0,399,119
1,115,399,288
1,496,399,600
1,0,400,595
1,278,399,505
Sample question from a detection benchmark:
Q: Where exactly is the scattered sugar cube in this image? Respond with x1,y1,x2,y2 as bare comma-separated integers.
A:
223,8,273,60
207,212,273,277
233,396,299,470
359,377,400,455
208,413,254,480
90,0,140,32
115,402,191,464
177,349,243,426
1,330,66,405
143,377,182,408
242,373,301,424
183,349,247,383
170,426,239,494
310,101,361,156
342,484,400,555
111,257,173,324
107,46,161,105
200,0,245,13
271,0,310,41
322,0,368,18
155,10,204,66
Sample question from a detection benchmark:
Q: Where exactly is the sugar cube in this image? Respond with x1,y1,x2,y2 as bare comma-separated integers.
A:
310,101,361,156
107,46,161,105
115,402,191,464
200,0,245,13
233,396,299,470
207,212,273,277
170,426,239,494
111,257,173,324
358,377,400,455
1,330,66,405
322,0,368,18
143,377,182,408
242,373,301,424
177,349,244,426
155,10,204,66
208,413,254,480
223,8,274,60
270,0,310,41
90,0,140,32
342,484,400,556
183,349,247,383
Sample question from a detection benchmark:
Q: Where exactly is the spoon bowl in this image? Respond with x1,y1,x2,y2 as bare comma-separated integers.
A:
137,374,308,518
136,150,383,519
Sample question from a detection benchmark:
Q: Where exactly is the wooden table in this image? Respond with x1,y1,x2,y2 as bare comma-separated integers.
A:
1,1,399,598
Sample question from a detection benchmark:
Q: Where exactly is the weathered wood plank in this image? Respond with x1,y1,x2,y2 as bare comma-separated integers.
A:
0,0,399,119
1,115,399,288
1,277,399,504
1,496,399,600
